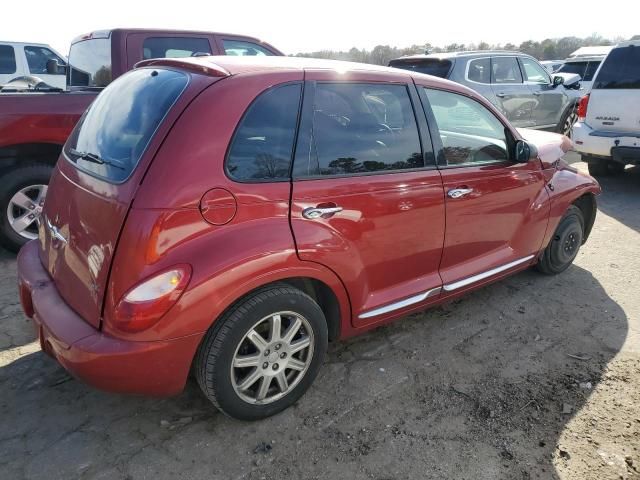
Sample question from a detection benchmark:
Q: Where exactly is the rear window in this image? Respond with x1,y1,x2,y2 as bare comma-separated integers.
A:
143,37,212,60
65,68,188,183
389,58,452,78
594,46,640,89
68,38,112,87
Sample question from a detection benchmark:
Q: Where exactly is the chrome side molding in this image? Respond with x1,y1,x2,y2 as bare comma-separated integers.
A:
442,254,535,292
358,286,442,319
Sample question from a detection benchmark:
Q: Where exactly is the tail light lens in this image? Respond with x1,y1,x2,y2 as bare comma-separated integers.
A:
577,94,590,121
113,265,191,333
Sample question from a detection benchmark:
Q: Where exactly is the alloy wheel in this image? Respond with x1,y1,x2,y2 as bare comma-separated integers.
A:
563,110,578,137
231,311,314,405
7,184,47,240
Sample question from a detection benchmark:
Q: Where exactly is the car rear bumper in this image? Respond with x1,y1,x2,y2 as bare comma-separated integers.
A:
17,240,203,396
572,121,640,162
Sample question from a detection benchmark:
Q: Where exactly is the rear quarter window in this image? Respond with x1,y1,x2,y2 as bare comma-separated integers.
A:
594,46,640,89
65,68,188,183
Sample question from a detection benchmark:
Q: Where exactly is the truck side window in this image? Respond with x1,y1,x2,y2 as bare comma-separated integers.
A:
226,83,302,182
142,38,212,60
223,40,275,56
0,45,16,74
24,46,65,75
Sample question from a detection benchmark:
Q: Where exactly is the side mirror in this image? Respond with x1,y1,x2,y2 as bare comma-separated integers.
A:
552,75,564,88
46,59,66,75
514,140,538,163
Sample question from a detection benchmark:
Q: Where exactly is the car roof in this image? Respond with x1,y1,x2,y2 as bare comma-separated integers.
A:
569,46,614,57
71,28,270,46
392,50,526,61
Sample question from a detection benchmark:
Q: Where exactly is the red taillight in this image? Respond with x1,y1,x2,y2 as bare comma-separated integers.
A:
112,265,192,333
577,94,590,121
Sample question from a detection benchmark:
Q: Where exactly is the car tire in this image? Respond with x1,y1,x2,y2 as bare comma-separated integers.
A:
587,160,609,177
0,163,53,252
536,205,584,275
608,162,625,175
557,104,578,137
195,285,328,420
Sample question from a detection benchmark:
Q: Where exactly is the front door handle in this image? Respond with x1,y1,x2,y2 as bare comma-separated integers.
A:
447,188,474,199
302,206,343,219
532,91,541,96
496,92,506,98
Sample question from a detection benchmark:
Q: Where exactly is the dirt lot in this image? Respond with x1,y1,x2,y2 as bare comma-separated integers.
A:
1,154,638,480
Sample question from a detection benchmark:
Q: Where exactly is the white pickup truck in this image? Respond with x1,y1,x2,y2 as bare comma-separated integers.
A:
0,41,67,89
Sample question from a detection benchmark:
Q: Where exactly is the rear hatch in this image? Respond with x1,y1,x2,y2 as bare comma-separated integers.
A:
38,67,193,328
388,57,453,78
586,44,640,134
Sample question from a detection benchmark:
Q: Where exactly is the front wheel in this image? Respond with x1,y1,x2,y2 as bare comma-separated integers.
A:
557,105,578,137
536,205,584,275
0,164,53,252
195,285,328,420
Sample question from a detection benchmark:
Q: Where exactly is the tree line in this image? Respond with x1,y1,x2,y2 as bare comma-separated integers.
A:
295,33,639,66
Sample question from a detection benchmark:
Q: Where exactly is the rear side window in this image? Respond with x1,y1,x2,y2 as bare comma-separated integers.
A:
223,40,275,56
294,83,423,177
491,57,523,84
467,58,490,83
0,45,16,74
594,46,640,89
143,37,211,60
226,84,302,181
24,46,65,74
65,68,188,183
389,58,452,78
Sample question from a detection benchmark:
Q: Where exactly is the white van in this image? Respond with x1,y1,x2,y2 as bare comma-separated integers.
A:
0,42,67,89
572,40,640,176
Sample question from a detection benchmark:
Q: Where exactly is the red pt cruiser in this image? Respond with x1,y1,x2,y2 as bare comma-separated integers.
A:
17,57,600,420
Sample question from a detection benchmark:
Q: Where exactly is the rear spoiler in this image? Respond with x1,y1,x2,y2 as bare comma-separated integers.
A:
134,57,230,78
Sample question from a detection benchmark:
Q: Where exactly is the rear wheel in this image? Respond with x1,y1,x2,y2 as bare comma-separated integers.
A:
0,164,53,252
195,285,328,420
536,205,584,275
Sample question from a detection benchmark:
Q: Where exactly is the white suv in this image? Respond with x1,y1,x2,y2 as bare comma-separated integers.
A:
572,40,640,176
0,42,67,89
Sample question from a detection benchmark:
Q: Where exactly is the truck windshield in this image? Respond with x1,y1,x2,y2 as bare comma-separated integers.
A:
64,68,188,183
68,38,112,87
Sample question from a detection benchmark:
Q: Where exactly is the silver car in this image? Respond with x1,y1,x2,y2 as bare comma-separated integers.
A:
390,51,581,136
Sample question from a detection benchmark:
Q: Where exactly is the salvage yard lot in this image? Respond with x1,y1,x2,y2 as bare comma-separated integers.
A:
1,153,638,480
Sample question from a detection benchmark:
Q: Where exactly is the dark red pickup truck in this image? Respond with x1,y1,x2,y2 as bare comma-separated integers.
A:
0,28,282,251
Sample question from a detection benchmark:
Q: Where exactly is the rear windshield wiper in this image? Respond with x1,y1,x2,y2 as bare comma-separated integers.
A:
68,148,126,170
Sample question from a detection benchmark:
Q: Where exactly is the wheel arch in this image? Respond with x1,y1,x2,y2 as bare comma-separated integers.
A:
572,193,597,243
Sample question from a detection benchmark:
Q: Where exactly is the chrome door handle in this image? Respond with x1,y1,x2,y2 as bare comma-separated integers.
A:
496,92,506,98
302,206,343,219
532,91,541,96
447,188,473,199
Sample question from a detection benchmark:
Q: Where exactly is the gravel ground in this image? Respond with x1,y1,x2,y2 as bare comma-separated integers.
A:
0,154,638,480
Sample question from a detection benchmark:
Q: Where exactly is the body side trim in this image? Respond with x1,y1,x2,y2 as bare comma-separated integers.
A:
442,255,535,292
358,286,442,319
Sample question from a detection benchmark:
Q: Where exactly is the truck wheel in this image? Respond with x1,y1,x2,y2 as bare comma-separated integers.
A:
0,164,53,252
557,105,578,137
587,161,609,177
536,205,584,275
195,285,328,420
608,162,625,175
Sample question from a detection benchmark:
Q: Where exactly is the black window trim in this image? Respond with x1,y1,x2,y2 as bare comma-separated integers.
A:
292,79,435,181
224,81,304,184
417,85,516,170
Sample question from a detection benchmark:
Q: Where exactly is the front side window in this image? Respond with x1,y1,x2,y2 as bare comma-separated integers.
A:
143,37,212,60
226,84,301,181
594,46,640,89
467,58,490,84
520,57,550,84
68,39,112,87
24,46,65,75
0,45,16,74
295,83,423,177
223,40,275,56
65,68,188,182
424,88,509,167
491,57,523,84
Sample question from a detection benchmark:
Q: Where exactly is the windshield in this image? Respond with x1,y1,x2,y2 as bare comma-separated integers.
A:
68,38,112,87
594,46,640,89
65,68,188,183
389,58,452,78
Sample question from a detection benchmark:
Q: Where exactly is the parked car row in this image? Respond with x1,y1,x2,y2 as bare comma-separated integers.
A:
17,55,600,420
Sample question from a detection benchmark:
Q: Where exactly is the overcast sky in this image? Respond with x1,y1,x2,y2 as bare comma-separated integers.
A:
2,0,637,56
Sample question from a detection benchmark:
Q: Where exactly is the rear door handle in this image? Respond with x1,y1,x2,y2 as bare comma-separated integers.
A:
447,188,474,199
302,206,343,219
